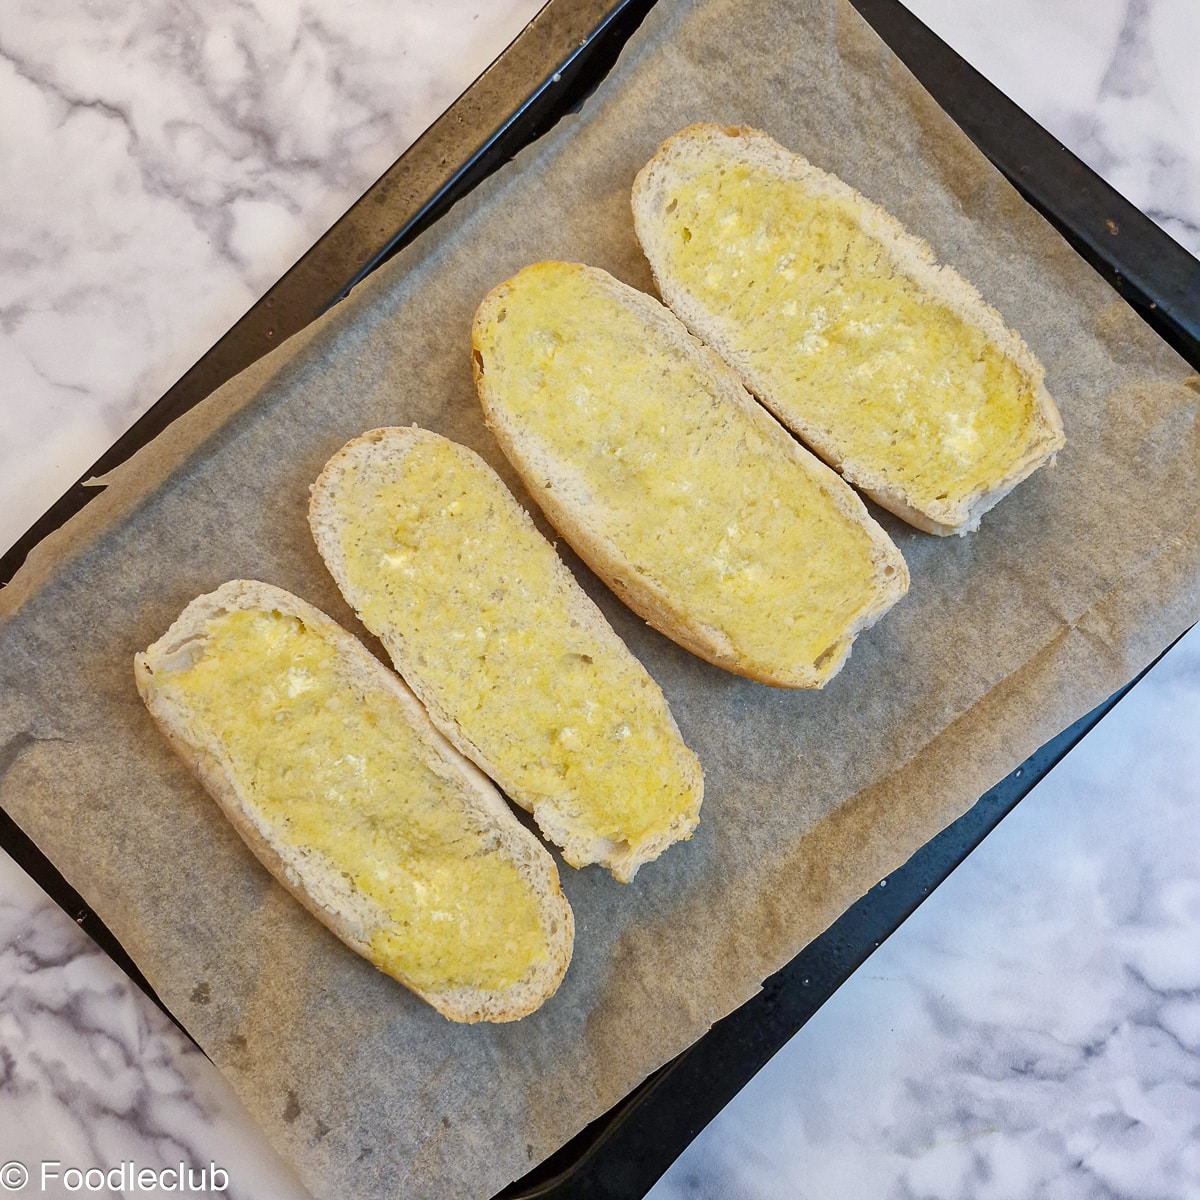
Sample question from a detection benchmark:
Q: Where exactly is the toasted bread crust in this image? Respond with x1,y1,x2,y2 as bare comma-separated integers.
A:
632,124,1065,535
471,261,909,688
135,580,574,1023
309,428,704,882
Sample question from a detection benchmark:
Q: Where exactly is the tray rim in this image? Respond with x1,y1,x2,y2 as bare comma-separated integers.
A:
2,0,1198,1196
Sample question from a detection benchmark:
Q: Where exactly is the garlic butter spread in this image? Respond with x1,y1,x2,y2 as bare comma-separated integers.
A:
476,263,888,675
158,607,549,993
657,160,1040,510
333,437,697,849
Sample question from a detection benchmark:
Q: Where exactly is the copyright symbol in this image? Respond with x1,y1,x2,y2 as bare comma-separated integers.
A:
0,1161,27,1191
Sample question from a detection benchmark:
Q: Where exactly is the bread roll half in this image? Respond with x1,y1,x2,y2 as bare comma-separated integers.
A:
310,428,704,883
632,124,1065,535
135,579,573,1023
471,261,909,689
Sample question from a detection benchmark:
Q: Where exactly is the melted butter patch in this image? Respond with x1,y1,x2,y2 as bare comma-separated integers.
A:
334,438,696,847
477,264,887,675
157,608,548,993
659,160,1039,510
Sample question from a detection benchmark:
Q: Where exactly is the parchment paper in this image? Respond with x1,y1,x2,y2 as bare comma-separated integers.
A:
2,0,1197,1196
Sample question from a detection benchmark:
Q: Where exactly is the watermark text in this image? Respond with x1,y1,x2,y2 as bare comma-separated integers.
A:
0,1160,228,1193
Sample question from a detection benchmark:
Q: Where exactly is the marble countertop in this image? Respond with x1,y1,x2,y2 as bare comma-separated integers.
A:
2,1,1197,1198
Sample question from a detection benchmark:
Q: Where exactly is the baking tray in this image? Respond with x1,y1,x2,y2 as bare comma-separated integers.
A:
2,0,1197,1195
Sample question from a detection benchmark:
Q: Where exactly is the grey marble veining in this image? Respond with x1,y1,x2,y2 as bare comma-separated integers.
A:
904,0,1200,257
0,0,546,556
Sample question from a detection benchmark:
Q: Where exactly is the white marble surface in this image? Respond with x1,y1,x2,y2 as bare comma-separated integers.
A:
649,623,1200,1200
1,0,1198,1198
0,0,546,557
0,850,306,1198
905,0,1200,261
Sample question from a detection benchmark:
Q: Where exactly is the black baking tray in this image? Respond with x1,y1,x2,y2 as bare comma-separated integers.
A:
2,0,1198,1196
